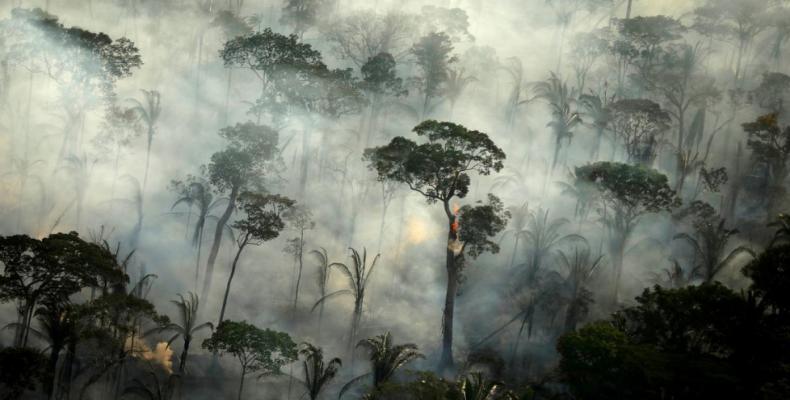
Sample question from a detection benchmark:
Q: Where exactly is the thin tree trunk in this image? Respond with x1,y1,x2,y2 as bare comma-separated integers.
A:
142,127,153,195
218,239,246,325
203,186,238,302
292,230,305,318
179,337,190,374
237,367,246,400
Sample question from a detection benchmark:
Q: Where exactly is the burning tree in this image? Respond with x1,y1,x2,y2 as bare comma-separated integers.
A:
364,120,509,371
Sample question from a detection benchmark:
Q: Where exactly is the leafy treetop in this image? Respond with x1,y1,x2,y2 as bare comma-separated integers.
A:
202,320,298,376
364,120,505,205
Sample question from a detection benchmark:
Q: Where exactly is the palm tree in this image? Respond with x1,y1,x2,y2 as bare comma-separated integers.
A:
674,219,755,283
578,90,614,161
499,202,530,268
444,67,476,119
768,212,790,246
457,372,502,400
312,247,379,350
4,300,77,398
309,247,338,335
128,89,162,194
534,73,580,170
149,292,213,374
557,246,602,333
116,175,144,250
521,208,584,284
170,179,227,290
340,332,423,398
297,342,342,400
500,58,534,131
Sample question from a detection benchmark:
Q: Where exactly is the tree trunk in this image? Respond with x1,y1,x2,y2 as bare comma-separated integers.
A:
45,343,62,398
179,337,190,374
292,230,305,318
611,234,626,306
195,227,204,292
202,186,239,302
439,203,458,372
219,239,246,325
142,127,153,195
237,367,246,400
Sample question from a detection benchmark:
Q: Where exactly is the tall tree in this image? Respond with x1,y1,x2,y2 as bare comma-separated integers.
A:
674,201,754,282
201,122,280,303
636,43,720,193
574,162,678,303
202,320,297,400
609,99,671,166
743,114,790,222
578,89,614,161
534,73,581,170
169,177,226,291
313,247,379,350
284,205,314,319
280,0,329,38
365,120,508,371
128,89,162,195
148,292,213,374
557,246,602,333
218,193,294,324
411,32,457,119
693,0,770,86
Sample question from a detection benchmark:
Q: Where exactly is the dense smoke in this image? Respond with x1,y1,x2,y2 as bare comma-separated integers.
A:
0,0,786,398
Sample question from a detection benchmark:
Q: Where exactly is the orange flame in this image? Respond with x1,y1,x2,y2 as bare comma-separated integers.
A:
450,203,461,234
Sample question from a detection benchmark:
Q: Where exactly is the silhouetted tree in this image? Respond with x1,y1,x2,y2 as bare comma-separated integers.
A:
202,320,298,400
298,342,342,400
313,247,379,350
743,114,790,221
574,162,678,303
218,193,294,325
365,120,507,371
201,122,280,303
411,32,457,118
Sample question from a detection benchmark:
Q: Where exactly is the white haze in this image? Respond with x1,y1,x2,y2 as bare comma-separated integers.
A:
0,0,774,395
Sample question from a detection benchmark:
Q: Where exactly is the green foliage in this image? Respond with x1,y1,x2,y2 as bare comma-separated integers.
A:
364,120,505,204
341,332,424,398
206,122,280,194
751,72,790,114
411,32,457,103
233,192,295,244
744,114,790,176
5,7,141,100
361,52,407,97
221,28,323,77
574,162,679,220
458,194,510,258
280,0,331,37
609,98,671,165
742,245,790,315
0,347,47,400
559,273,790,399
202,320,298,376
